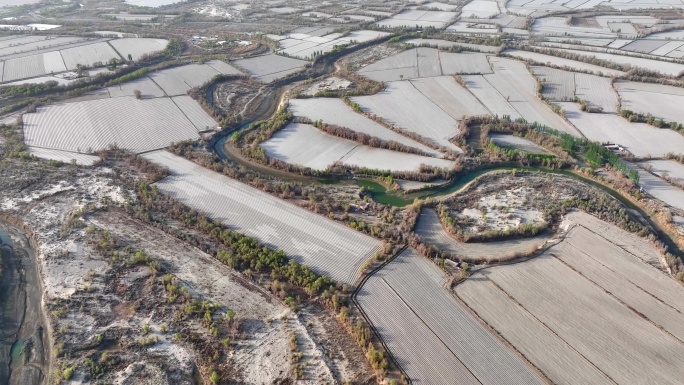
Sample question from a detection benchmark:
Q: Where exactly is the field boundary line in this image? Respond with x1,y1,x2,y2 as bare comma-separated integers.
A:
351,244,412,384
170,96,203,133
105,40,125,61
147,75,168,97
485,274,619,385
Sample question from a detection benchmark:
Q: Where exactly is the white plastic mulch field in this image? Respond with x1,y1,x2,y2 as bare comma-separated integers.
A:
60,42,121,70
109,38,169,61
27,147,100,166
632,164,684,211
461,0,500,18
233,53,308,83
530,66,575,101
149,61,241,96
350,81,464,152
143,151,383,285
272,30,390,60
503,49,625,76
260,123,455,172
287,98,438,156
550,47,684,76
641,159,684,185
106,76,166,99
617,81,684,124
456,211,684,385
574,73,618,113
357,47,493,82
559,102,684,157
409,76,490,120
375,10,458,29
23,97,204,154
490,134,550,154
467,58,582,135
357,247,545,385
404,38,501,53
0,37,169,83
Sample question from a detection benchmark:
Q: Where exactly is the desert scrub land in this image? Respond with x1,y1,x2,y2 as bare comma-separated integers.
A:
431,171,635,241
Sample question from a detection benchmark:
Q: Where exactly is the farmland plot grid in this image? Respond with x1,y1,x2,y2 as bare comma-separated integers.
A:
143,151,383,286
260,123,454,172
357,247,546,385
457,212,684,385
350,81,464,152
287,98,439,156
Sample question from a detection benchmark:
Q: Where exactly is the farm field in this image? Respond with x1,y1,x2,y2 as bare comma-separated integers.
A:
260,123,455,172
149,61,242,96
456,211,684,385
461,75,522,119
108,38,169,61
0,37,169,83
356,247,545,384
490,134,550,154
616,81,684,124
106,76,166,99
467,57,582,135
446,21,501,35
233,53,308,83
414,208,552,262
287,98,438,156
23,96,205,154
143,151,382,286
350,81,463,152
548,47,684,76
558,102,684,157
27,147,100,166
461,0,501,18
271,30,390,60
404,38,501,53
641,159,684,185
503,49,625,76
357,47,492,82
375,9,458,29
410,76,490,120
60,42,120,70
574,73,618,113
530,66,575,101
632,165,684,211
